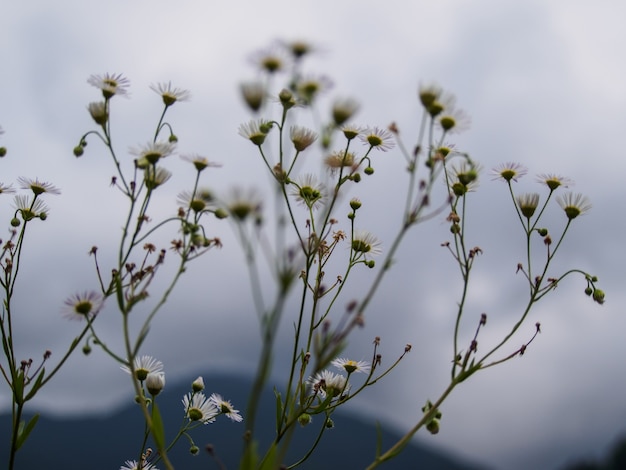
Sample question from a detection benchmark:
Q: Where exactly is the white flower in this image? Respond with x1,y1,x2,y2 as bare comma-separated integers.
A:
119,459,158,470
182,392,219,424
145,372,166,396
290,126,318,152
17,177,61,195
62,291,104,321
192,376,205,392
121,355,164,382
331,358,371,374
359,126,395,151
209,393,243,422
351,230,382,257
88,73,130,99
150,81,190,106
307,370,350,399
130,141,176,166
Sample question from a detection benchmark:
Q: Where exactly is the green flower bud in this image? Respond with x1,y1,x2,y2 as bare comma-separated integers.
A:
169,134,178,143
10,217,20,227
73,146,84,157
426,419,440,435
584,287,593,296
214,208,228,219
592,289,605,305
352,173,361,183
0,147,6,157
190,445,200,455
364,166,374,175
350,198,362,210
298,413,312,427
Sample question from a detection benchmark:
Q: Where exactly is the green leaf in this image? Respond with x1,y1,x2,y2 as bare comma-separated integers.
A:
15,413,39,450
151,401,165,450
13,371,25,405
24,368,45,401
375,421,383,458
239,440,259,470
258,442,278,470
274,389,283,433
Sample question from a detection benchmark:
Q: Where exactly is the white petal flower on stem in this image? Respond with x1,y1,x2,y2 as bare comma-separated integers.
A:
307,370,350,399
88,73,130,99
121,355,164,382
119,459,158,470
62,291,104,321
359,126,395,151
351,230,382,257
150,81,190,106
130,141,176,166
209,393,243,422
182,392,219,424
18,177,61,195
331,358,371,374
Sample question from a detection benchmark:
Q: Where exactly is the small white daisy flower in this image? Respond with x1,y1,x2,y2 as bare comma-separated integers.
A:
88,73,130,99
121,355,164,382
17,177,61,195
359,126,395,152
331,358,371,374
62,291,104,321
182,392,219,424
150,81,190,106
209,393,243,422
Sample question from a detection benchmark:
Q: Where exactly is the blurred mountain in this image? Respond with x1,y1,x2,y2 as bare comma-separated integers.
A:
560,435,626,470
0,373,489,470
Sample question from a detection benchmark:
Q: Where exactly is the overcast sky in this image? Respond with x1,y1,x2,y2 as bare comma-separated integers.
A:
1,1,626,469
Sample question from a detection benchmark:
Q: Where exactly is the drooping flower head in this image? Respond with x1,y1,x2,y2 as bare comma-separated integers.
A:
150,81,190,106
557,192,591,220
332,98,360,127
491,162,528,183
418,82,443,109
144,166,172,190
121,355,164,382
88,73,130,99
516,193,541,219
145,372,166,396
209,393,243,422
87,101,108,126
62,291,104,321
290,126,318,152
182,392,219,424
240,81,266,112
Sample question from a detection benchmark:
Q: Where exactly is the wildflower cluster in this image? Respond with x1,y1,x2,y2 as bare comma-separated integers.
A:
0,39,604,470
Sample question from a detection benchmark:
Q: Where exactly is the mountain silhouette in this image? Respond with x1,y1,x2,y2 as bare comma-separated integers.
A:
0,372,489,470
